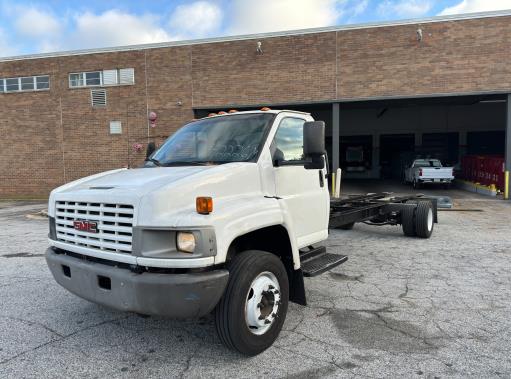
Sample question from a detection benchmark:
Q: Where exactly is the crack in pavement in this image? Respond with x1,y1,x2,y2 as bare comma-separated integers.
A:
0,315,131,365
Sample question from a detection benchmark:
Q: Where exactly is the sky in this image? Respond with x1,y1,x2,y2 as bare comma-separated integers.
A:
0,0,510,58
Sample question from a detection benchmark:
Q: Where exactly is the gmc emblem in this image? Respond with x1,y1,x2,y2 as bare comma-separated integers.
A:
73,220,98,233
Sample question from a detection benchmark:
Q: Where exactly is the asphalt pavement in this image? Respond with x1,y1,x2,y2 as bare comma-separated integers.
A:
1,196,510,378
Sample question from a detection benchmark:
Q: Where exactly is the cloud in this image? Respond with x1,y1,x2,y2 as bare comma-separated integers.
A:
378,0,433,18
228,0,342,34
169,1,222,38
439,0,511,15
350,0,370,17
0,27,18,56
68,10,172,49
14,7,61,38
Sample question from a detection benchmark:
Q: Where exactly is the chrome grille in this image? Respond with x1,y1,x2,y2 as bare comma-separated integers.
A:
55,201,134,254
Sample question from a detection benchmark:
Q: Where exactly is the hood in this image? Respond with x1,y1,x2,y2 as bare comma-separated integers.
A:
51,166,215,206
49,163,264,225
71,166,213,191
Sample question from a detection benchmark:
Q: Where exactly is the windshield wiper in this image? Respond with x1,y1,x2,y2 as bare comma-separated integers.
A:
163,161,223,166
146,158,162,166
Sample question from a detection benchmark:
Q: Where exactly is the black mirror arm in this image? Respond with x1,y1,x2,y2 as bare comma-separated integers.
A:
145,142,156,160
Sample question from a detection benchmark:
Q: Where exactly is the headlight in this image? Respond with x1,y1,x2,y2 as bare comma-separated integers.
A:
176,232,196,253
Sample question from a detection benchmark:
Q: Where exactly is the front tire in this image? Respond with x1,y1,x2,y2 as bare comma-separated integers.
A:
214,250,289,356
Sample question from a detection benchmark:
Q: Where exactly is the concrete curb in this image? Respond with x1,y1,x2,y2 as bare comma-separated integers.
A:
454,179,498,197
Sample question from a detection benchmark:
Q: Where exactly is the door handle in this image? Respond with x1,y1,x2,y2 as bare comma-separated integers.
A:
319,171,324,187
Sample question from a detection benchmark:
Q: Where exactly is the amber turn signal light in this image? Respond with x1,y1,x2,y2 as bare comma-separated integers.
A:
196,197,213,215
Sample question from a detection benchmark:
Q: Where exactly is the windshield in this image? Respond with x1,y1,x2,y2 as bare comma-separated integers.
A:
414,159,442,167
150,113,275,166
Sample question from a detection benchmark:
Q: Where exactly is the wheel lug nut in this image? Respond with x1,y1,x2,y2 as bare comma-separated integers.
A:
257,302,263,308
272,313,277,318
264,319,271,324
258,315,265,320
269,285,274,290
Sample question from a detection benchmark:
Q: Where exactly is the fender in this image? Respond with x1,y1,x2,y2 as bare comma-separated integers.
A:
219,196,302,269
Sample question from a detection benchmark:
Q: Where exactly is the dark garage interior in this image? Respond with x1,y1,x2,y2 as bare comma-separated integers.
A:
196,93,508,195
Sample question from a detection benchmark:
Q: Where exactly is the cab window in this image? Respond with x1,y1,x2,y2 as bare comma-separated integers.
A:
273,117,305,163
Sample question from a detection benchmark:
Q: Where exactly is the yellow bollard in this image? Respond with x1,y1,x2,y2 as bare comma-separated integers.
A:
331,172,336,197
505,171,509,200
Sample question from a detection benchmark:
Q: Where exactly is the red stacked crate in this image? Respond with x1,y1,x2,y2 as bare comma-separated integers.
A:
461,155,505,191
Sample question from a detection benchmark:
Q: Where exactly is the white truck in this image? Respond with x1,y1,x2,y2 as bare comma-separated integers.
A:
46,110,437,355
404,158,454,189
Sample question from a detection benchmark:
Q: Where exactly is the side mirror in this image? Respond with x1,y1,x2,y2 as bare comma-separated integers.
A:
145,142,156,159
303,121,325,170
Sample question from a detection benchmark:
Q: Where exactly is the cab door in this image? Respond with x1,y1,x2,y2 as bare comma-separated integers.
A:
271,116,329,247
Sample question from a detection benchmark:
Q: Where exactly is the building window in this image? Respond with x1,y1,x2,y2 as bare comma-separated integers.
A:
36,75,50,90
0,75,50,93
69,73,84,87
69,68,135,88
69,71,102,87
20,77,34,91
5,78,20,92
85,71,101,86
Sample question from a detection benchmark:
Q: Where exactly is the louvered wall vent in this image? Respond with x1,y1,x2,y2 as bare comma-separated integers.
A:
119,68,135,85
102,69,118,85
91,89,107,107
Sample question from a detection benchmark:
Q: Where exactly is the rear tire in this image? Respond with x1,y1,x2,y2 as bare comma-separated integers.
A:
415,201,434,238
401,200,417,237
214,250,289,356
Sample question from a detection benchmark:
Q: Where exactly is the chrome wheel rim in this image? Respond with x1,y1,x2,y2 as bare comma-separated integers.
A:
245,271,281,335
427,208,433,231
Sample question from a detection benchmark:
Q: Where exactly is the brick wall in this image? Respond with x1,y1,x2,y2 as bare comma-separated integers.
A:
0,14,510,197
337,17,511,99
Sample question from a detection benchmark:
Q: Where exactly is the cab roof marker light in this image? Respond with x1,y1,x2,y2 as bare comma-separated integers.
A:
228,109,238,113
260,107,271,111
218,111,227,115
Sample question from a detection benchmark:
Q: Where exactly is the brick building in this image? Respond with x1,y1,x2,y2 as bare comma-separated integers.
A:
1,10,511,197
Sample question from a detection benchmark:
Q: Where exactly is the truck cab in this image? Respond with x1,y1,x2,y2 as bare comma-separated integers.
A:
45,110,344,355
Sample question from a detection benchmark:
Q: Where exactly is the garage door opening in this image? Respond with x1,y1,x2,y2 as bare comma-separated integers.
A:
194,94,508,197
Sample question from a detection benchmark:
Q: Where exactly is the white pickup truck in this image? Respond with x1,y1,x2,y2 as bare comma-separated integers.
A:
404,159,454,189
45,110,436,355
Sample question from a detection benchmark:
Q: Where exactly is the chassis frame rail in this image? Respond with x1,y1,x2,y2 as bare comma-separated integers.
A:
329,193,438,229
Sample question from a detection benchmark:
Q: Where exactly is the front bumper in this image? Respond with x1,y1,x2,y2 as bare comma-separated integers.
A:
45,248,229,318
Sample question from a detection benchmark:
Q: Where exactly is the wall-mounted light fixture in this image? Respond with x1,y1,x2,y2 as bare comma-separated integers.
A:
416,27,423,42
256,41,263,55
